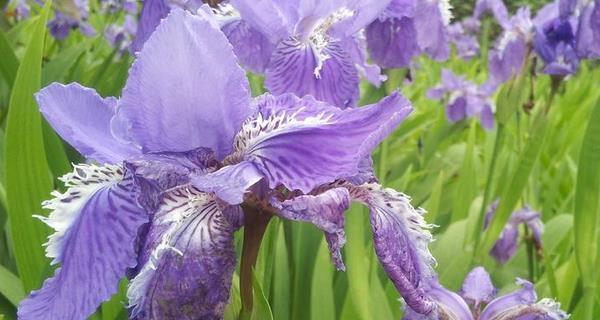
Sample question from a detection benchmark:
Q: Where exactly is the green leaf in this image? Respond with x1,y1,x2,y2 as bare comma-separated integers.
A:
41,39,90,86
310,237,335,320
0,265,24,306
0,30,18,88
271,223,291,320
240,271,273,320
4,1,54,292
452,124,477,221
344,205,372,319
477,111,548,262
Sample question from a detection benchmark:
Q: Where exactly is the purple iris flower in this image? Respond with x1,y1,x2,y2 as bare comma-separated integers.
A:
427,69,495,130
474,0,510,28
404,266,569,319
365,0,452,68
18,9,439,319
47,0,96,40
488,7,535,85
105,15,138,52
133,0,388,109
484,201,544,264
533,0,580,75
448,18,481,60
575,0,600,59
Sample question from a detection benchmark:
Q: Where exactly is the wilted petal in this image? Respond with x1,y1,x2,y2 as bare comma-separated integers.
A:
351,183,435,315
36,82,141,163
18,164,148,319
222,18,275,73
403,281,474,320
191,161,264,205
117,9,251,160
366,16,420,68
128,187,239,319
264,38,359,108
235,92,412,194
460,266,497,308
272,188,350,270
480,279,568,320
131,0,169,53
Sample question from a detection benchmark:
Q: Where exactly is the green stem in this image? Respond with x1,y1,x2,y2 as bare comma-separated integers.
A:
582,286,596,320
240,205,271,316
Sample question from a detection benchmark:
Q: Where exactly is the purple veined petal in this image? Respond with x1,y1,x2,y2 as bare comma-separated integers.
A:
340,34,387,87
130,0,169,53
460,266,497,309
221,18,276,73
348,183,436,315
479,280,568,320
229,0,296,43
446,96,468,122
128,187,239,319
264,37,359,108
18,163,148,319
36,82,141,163
474,0,509,28
117,9,252,160
328,0,393,39
235,92,412,194
365,15,420,68
403,281,474,320
344,156,378,185
191,161,264,205
413,0,451,61
272,188,350,270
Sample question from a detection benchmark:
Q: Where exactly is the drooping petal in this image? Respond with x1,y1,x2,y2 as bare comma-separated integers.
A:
350,183,436,315
131,0,169,53
403,281,474,320
18,164,148,319
117,9,252,160
128,187,239,319
460,266,497,308
271,188,350,270
221,18,276,73
366,16,420,68
36,82,141,163
235,92,412,194
479,279,568,320
447,96,468,122
264,38,359,108
191,160,264,205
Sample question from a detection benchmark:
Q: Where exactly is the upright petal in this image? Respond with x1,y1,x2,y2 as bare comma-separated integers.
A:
221,19,276,73
117,9,251,160
234,92,412,194
350,183,436,315
18,164,148,319
271,188,350,270
127,187,239,319
413,0,451,60
229,0,296,43
460,266,497,308
264,38,359,108
131,0,169,53
575,1,600,59
474,0,509,27
366,16,420,68
36,83,140,163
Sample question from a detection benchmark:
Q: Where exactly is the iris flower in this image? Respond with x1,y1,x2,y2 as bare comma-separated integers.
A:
474,0,510,28
575,0,600,59
485,202,544,264
18,9,438,319
133,0,388,109
448,17,481,60
48,0,96,40
365,0,452,68
428,69,495,130
404,266,568,319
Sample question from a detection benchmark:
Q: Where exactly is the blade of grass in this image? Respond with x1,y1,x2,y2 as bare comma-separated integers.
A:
0,30,18,88
310,237,335,320
4,0,53,292
0,265,24,306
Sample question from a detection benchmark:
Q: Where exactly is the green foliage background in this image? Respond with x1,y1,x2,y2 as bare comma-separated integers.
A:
0,1,599,319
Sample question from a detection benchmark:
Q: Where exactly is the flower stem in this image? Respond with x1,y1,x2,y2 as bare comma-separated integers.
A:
240,204,271,316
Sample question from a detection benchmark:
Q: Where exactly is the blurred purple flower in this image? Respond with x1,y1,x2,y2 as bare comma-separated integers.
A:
484,201,544,264
105,15,137,52
448,18,480,60
404,266,568,319
18,9,439,319
575,0,600,59
474,0,509,28
365,0,452,68
488,7,534,85
46,0,96,40
428,69,495,129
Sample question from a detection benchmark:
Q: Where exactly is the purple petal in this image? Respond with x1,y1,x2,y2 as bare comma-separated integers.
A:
18,164,148,319
447,96,468,122
128,188,239,319
490,223,519,264
131,0,169,53
480,104,495,130
351,183,435,315
191,160,264,205
229,0,295,43
403,281,474,320
117,9,252,160
474,0,509,27
264,38,359,108
221,18,275,73
340,34,386,87
36,82,141,163
237,92,412,194
366,16,420,68
460,266,497,308
576,1,600,59
413,0,450,61
328,0,393,38
272,188,350,270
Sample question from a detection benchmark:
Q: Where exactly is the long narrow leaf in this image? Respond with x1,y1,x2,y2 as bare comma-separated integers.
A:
0,30,18,87
0,265,24,307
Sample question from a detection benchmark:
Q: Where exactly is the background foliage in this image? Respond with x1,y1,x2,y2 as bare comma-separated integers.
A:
1,0,599,319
